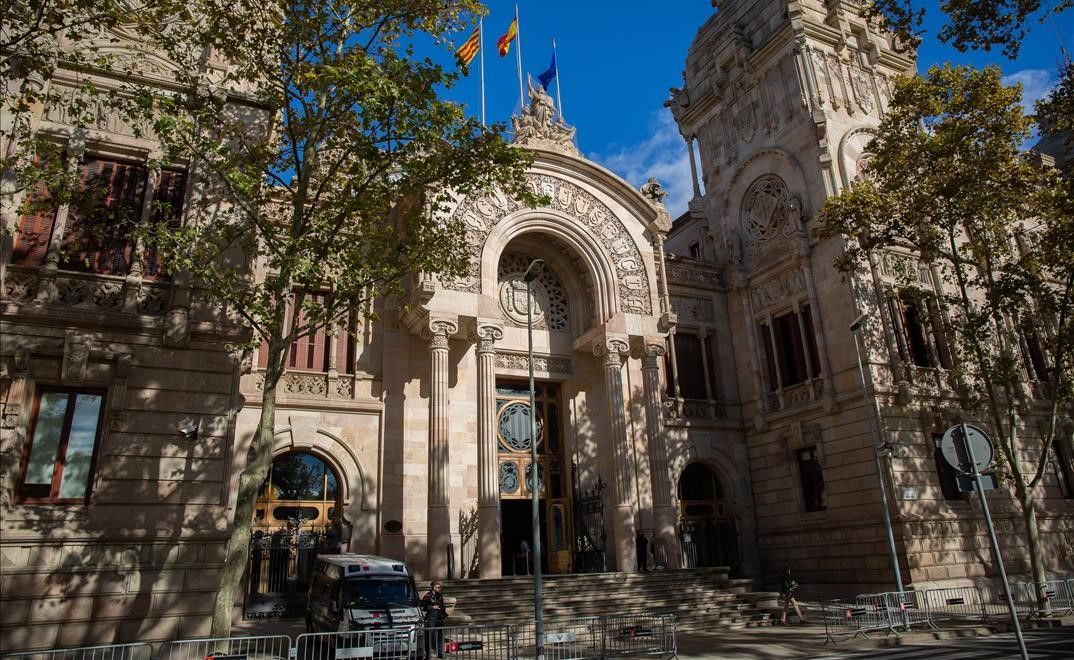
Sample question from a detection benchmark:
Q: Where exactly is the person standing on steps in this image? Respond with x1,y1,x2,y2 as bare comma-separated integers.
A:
422,580,447,658
780,566,807,625
636,530,649,572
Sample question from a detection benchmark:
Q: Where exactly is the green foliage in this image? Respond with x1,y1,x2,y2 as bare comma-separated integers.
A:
125,0,535,351
865,0,1072,58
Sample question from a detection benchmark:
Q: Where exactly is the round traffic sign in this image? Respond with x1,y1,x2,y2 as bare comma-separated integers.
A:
940,424,994,474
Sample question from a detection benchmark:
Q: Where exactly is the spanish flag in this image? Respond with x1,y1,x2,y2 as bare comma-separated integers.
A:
456,27,480,67
497,18,518,57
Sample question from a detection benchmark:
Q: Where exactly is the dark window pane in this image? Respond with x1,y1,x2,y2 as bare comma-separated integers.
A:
273,506,320,521
271,453,326,500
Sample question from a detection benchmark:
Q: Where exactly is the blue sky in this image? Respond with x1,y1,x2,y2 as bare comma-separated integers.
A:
438,2,1073,216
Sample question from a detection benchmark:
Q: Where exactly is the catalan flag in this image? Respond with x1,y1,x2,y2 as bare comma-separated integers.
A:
497,18,518,57
456,27,480,67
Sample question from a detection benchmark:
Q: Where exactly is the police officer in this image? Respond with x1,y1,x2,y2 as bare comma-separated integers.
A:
422,580,446,658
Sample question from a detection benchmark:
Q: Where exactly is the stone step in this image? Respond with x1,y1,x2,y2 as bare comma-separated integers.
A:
435,568,771,633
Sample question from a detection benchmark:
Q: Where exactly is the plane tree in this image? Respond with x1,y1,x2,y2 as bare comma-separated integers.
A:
818,64,1073,595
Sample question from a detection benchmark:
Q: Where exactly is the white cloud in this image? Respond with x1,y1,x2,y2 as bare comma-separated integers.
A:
588,108,695,218
1002,69,1056,111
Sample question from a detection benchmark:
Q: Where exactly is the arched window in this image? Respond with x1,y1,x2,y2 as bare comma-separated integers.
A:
255,452,340,528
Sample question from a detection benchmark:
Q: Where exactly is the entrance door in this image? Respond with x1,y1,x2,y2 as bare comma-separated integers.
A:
246,451,342,619
495,381,573,574
677,462,740,573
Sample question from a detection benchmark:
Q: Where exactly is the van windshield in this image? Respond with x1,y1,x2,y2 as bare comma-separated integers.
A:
341,578,416,609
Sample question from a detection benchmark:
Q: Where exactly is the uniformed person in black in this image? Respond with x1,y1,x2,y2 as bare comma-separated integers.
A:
422,580,446,658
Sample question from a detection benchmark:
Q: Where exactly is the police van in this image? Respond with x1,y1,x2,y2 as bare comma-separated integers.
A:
306,554,423,635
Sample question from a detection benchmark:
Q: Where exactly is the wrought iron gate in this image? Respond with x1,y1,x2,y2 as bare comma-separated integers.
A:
244,522,341,619
572,470,607,573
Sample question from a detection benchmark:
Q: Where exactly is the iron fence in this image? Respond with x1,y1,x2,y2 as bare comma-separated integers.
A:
922,586,987,624
156,635,292,660
294,629,419,660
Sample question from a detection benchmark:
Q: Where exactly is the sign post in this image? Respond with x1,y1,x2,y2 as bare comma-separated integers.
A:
941,423,1028,660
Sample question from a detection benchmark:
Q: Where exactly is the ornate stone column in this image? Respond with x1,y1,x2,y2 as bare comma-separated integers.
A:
425,318,457,579
641,342,680,568
474,324,504,578
594,337,636,572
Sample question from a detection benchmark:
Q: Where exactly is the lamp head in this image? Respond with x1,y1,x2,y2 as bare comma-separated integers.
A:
523,258,545,283
850,313,869,332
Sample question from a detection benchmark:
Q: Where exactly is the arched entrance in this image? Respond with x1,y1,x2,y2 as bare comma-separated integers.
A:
246,451,344,618
678,462,739,573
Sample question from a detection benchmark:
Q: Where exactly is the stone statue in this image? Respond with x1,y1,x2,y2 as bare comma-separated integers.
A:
640,177,669,204
512,75,579,155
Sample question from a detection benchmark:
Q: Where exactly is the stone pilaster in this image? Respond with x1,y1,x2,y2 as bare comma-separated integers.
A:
425,318,457,579
594,337,635,572
474,324,504,578
641,342,680,568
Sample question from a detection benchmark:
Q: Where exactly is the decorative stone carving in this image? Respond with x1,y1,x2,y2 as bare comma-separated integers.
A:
495,352,573,374
669,294,716,323
742,176,794,242
593,338,630,368
665,85,690,125
2,270,39,302
474,325,505,354
750,267,807,310
640,177,669,204
63,333,90,383
498,253,568,331
499,461,520,494
511,76,579,155
850,66,874,113
284,373,328,396
423,319,459,349
666,260,723,288
446,174,652,315
336,376,354,399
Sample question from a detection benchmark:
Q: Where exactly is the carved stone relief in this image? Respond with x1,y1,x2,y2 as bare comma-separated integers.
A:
445,174,652,315
495,352,573,374
62,333,90,384
741,175,794,243
669,294,716,323
750,267,807,311
850,66,875,113
498,253,568,331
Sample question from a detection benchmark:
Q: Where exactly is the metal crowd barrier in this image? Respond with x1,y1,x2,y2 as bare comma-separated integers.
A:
514,617,603,660
599,614,675,659
923,586,987,623
1029,580,1074,618
294,628,419,660
420,624,515,660
977,582,1034,620
509,614,676,660
157,635,292,660
820,597,899,645
885,591,935,631
0,644,154,660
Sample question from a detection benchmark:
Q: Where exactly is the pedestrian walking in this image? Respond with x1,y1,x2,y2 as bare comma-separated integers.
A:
422,580,447,657
780,566,807,625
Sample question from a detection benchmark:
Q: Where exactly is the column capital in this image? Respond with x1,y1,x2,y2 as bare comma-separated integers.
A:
472,324,504,354
594,337,630,368
423,318,459,348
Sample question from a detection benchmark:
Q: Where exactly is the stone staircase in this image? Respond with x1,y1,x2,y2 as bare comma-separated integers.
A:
440,567,778,631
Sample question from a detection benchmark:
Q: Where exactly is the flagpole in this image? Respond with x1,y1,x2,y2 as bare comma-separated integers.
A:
514,3,524,110
479,18,486,126
553,38,563,121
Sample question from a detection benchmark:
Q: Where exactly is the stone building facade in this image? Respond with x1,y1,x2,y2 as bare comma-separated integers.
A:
662,0,1073,596
2,0,1072,652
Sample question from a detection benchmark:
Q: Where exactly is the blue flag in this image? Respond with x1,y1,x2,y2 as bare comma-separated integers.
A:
537,51,557,90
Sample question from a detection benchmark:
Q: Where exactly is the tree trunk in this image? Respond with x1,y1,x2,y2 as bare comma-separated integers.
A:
1016,484,1047,607
211,343,286,637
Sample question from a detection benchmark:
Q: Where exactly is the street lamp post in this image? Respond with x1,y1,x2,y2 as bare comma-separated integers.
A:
524,258,545,660
850,314,906,594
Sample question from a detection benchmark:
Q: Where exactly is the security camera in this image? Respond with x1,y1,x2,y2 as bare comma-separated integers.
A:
850,313,869,332
179,423,199,440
